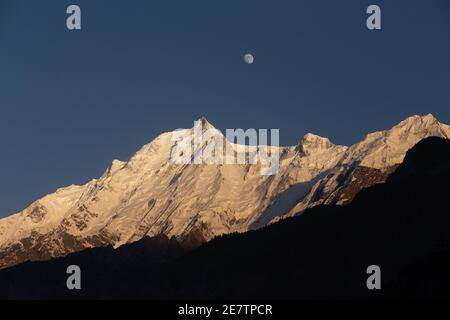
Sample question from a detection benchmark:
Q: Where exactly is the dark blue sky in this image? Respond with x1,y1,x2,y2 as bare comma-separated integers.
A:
1,0,449,216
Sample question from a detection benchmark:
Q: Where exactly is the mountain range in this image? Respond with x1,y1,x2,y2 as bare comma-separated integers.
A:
0,114,449,269
1,136,450,299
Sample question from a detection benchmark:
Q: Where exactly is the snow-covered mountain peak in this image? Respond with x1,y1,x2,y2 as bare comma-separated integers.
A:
396,113,437,127
341,114,449,169
298,133,336,153
390,114,442,135
192,117,223,141
0,114,449,269
195,116,216,130
106,160,126,175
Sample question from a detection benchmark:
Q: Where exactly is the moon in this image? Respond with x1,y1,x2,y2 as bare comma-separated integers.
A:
244,53,254,65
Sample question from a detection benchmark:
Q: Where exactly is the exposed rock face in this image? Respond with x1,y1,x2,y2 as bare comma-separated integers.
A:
336,165,399,205
0,114,449,269
0,228,116,269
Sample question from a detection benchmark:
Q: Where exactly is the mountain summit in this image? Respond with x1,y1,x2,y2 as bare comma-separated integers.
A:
299,133,336,153
0,114,449,269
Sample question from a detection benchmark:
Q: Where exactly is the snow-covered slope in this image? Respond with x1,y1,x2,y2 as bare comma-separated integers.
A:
287,114,450,215
342,114,450,168
0,114,449,268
